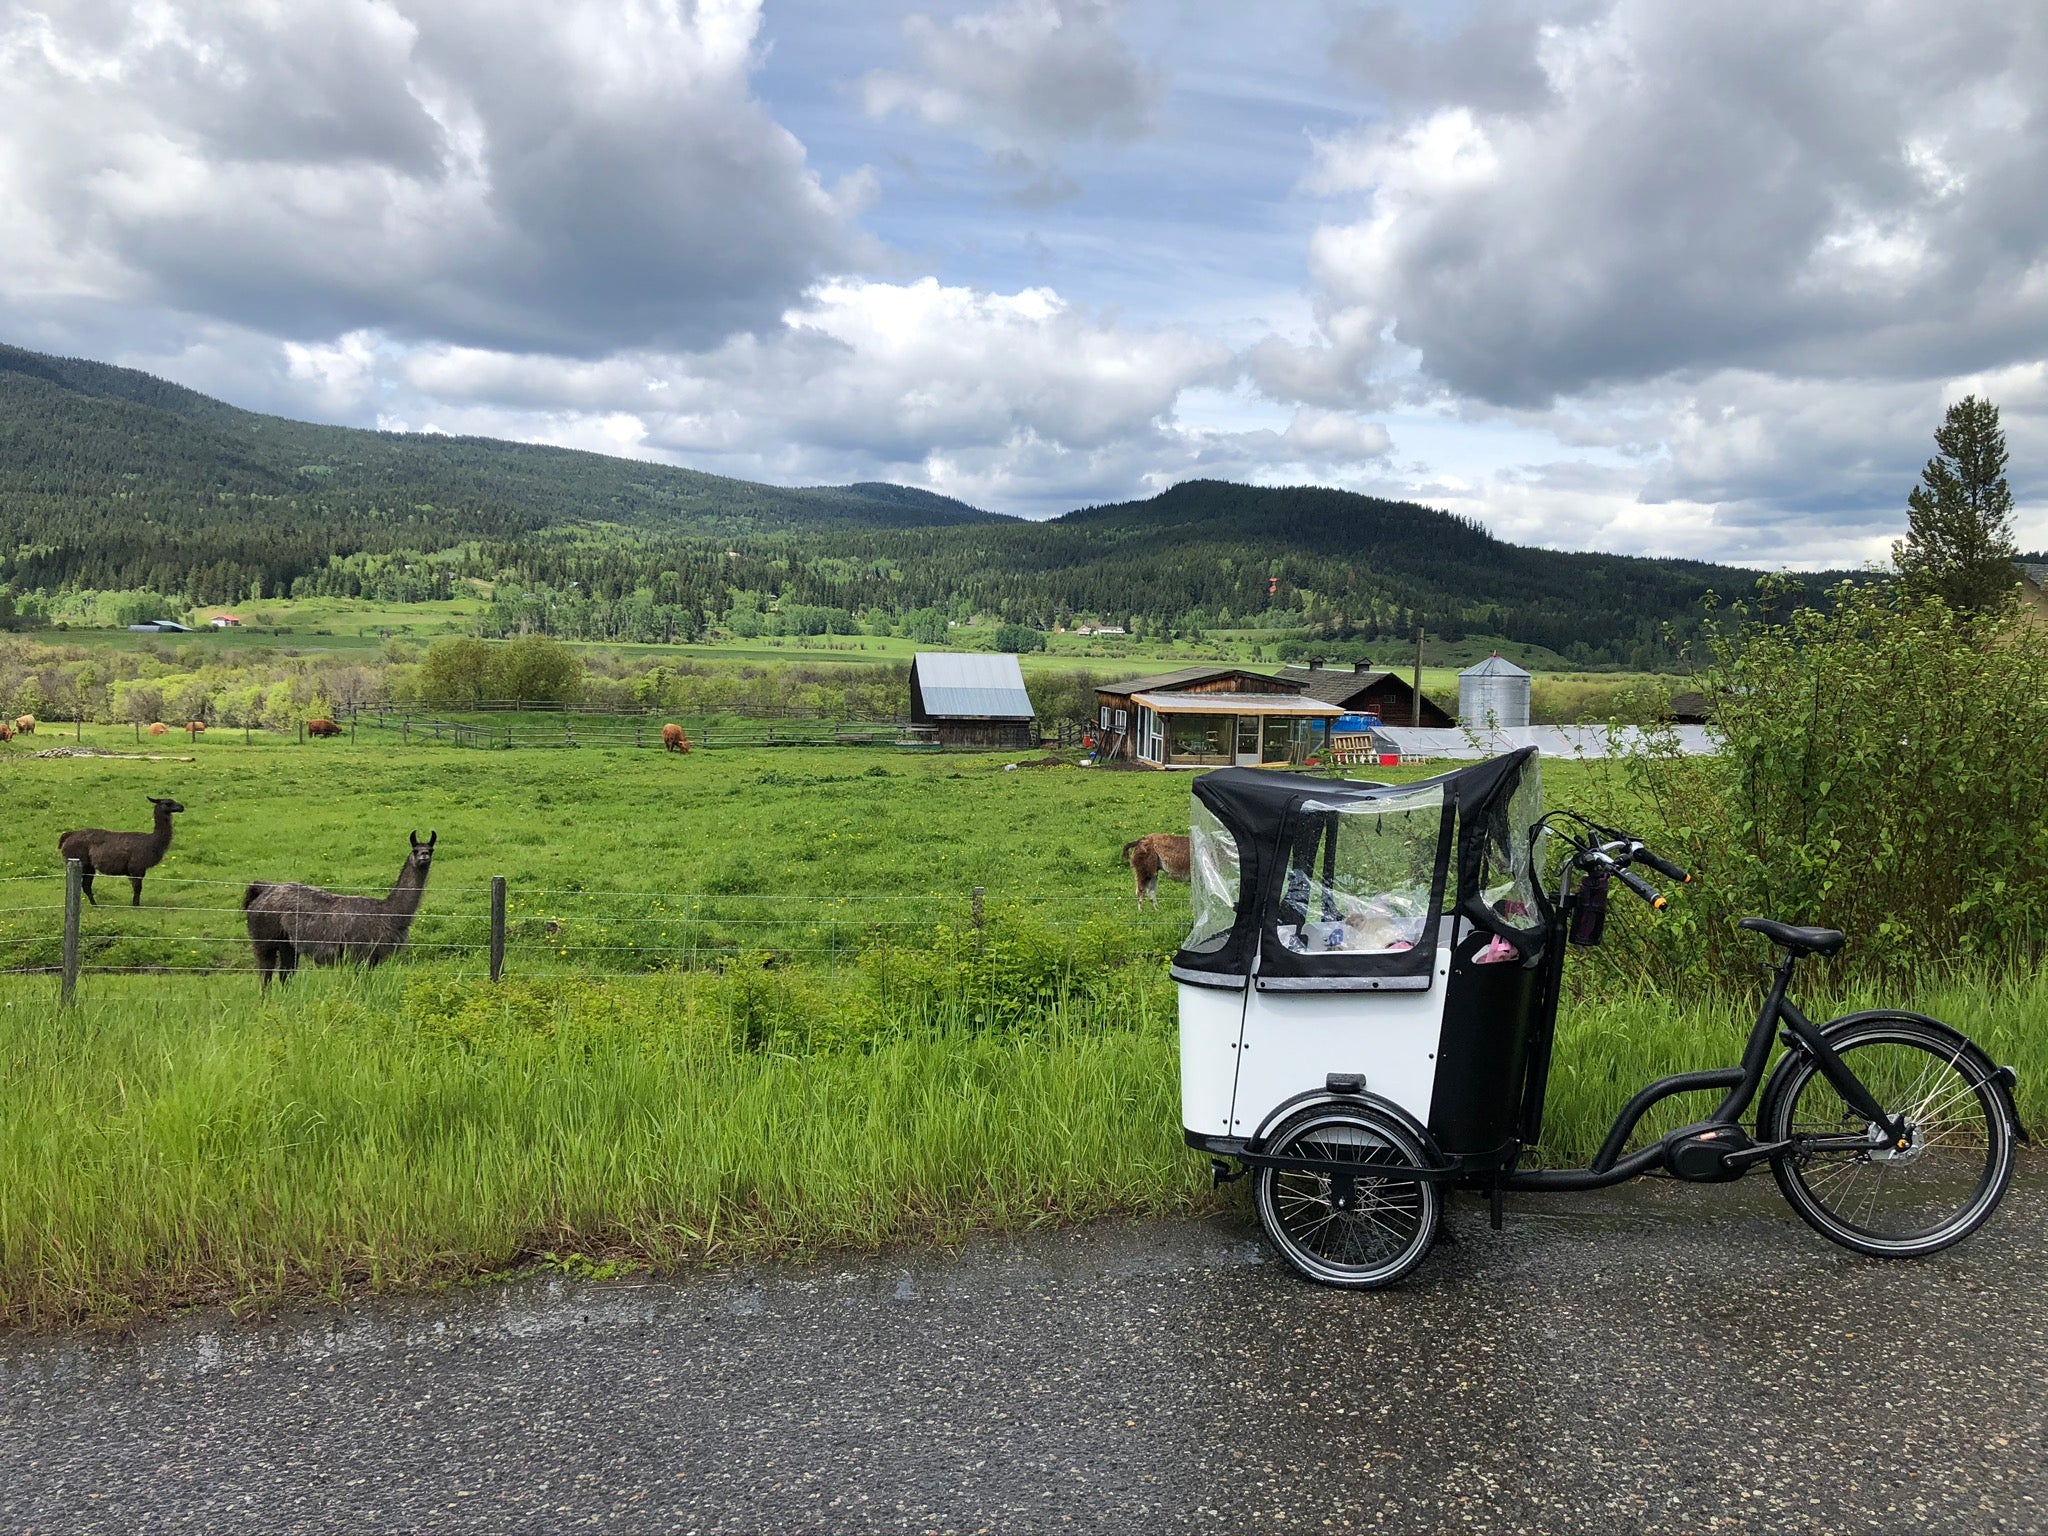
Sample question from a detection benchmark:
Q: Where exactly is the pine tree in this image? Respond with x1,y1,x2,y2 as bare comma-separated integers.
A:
1894,395,2019,614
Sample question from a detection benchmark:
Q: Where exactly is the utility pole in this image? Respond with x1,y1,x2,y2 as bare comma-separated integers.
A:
1413,624,1424,727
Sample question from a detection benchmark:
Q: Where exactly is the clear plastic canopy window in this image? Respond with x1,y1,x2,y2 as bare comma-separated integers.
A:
1184,800,1241,956
1276,784,1445,955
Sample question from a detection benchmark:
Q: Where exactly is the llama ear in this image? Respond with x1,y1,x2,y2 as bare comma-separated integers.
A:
427,831,438,848
409,831,420,848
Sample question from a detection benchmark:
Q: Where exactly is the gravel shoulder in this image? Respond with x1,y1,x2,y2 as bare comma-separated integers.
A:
5,1166,2045,1535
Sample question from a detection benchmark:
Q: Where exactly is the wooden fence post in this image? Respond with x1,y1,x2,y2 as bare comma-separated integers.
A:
62,858,82,1007
490,876,507,982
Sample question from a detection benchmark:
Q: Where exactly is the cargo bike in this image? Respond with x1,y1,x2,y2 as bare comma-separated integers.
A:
1177,748,2024,1289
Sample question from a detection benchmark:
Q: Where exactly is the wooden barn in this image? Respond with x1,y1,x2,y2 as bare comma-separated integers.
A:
1092,666,1340,768
1275,660,1455,728
909,652,1037,749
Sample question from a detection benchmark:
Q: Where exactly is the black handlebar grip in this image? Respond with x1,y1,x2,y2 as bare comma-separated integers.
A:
1614,867,1667,910
1635,849,1692,885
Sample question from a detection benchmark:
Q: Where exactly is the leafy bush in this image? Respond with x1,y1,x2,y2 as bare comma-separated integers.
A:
1593,581,2048,987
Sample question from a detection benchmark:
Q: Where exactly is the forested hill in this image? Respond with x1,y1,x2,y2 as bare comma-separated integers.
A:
0,342,994,594
1,342,1782,665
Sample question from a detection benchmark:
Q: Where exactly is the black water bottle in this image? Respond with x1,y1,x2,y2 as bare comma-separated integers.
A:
1569,869,1610,947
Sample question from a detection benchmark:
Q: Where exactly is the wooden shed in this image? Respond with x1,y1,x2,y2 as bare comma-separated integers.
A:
1093,668,1301,762
909,652,1037,749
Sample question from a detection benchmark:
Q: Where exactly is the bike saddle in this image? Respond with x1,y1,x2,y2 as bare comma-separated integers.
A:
1738,917,1846,957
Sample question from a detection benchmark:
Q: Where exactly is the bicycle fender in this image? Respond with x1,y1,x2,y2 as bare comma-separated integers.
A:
1789,1009,2030,1145
1249,1088,1445,1163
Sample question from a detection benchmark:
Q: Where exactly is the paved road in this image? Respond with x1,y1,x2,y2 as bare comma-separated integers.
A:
6,1169,2046,1535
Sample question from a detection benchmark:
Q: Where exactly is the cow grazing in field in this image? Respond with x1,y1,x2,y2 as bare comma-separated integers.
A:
148,722,170,737
13,715,33,735
306,718,343,738
1122,833,1191,906
244,832,437,992
662,722,690,753
58,795,185,906
186,721,207,739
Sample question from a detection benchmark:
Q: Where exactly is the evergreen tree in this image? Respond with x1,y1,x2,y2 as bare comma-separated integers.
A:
1895,395,2019,614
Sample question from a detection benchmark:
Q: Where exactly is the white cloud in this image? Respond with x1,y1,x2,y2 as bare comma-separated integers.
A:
1274,0,2048,409
0,0,870,353
861,0,1158,192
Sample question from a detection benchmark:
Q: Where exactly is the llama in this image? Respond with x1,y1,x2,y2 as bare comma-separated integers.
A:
186,721,207,739
0,723,11,743
13,715,33,734
58,796,185,906
244,832,437,991
148,722,169,736
662,722,690,753
306,718,343,738
1122,833,1191,906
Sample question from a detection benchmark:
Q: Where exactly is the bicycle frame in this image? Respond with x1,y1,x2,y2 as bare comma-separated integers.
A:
1501,863,1906,1193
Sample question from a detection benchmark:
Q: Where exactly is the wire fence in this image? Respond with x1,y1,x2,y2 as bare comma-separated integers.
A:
1,867,1191,993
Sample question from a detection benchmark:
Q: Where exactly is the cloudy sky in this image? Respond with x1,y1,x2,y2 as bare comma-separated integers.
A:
3,0,2045,564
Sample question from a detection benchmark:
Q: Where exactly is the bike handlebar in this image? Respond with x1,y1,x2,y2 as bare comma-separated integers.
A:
1632,848,1692,885
1611,865,1667,911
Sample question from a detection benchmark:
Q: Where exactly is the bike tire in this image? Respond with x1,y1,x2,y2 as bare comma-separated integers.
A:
1252,1103,1442,1289
1758,1014,2017,1259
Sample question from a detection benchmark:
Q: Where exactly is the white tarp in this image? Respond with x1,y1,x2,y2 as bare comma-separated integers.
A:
1369,724,1720,760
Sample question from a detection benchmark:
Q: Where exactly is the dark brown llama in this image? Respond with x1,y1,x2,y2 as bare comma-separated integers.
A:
244,832,438,991
1122,833,1191,906
57,796,185,905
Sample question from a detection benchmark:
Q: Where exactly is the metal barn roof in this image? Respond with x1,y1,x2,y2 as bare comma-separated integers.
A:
911,652,1036,719
1098,666,1298,695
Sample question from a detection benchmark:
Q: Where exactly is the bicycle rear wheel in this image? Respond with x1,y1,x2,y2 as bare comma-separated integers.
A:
1252,1104,1442,1289
1759,1015,2016,1258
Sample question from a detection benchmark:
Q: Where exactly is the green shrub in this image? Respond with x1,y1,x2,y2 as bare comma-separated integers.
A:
1591,580,2048,987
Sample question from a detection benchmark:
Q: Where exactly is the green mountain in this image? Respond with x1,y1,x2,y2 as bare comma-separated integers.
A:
0,342,994,596
0,342,1782,665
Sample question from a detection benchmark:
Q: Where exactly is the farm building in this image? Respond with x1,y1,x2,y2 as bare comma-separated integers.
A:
1093,667,1342,768
1093,668,1298,761
126,619,192,633
1275,660,1455,728
909,652,1037,748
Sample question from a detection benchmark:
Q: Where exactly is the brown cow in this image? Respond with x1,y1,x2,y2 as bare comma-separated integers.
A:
13,715,33,735
1122,833,1191,906
148,722,170,737
306,718,343,738
186,721,207,739
661,722,690,753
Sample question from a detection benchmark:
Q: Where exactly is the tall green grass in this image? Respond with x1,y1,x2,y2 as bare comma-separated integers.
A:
3,960,2043,1327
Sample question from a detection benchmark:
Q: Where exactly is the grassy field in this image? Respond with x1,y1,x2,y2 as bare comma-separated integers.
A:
4,739,2038,1327
3,960,2041,1328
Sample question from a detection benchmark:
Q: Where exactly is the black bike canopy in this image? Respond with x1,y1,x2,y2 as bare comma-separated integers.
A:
1172,747,1547,992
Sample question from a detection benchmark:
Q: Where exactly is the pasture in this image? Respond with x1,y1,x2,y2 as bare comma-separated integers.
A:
3,739,2041,1326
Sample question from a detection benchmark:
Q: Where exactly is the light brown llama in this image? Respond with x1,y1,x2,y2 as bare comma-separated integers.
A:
13,715,33,734
244,832,437,991
1122,833,1191,906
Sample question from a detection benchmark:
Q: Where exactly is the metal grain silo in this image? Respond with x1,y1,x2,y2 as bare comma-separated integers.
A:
1458,654,1531,728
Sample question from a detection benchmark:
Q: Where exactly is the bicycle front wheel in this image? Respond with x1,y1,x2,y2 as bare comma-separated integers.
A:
1759,1015,2016,1258
1252,1104,1442,1289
